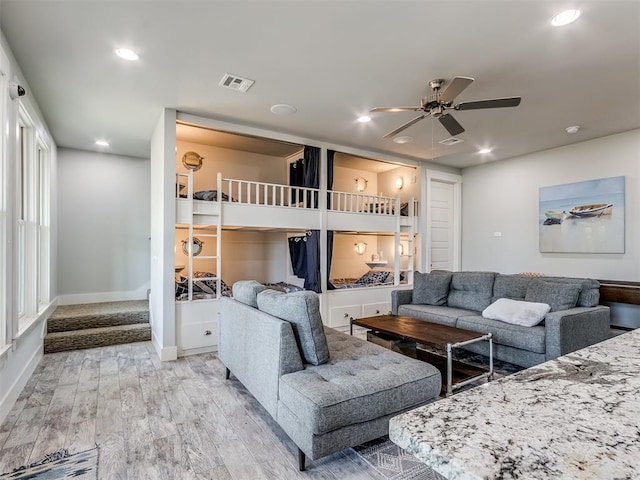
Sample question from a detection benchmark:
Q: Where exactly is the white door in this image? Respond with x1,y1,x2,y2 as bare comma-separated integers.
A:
421,170,461,272
430,180,454,270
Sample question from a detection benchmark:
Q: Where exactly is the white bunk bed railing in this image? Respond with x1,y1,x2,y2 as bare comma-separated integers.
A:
220,173,319,209
328,190,398,216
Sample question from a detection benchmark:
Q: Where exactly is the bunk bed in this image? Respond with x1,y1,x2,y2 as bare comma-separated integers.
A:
174,149,419,354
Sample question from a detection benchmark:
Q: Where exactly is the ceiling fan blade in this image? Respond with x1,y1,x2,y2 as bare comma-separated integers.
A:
383,115,427,138
438,113,465,136
370,106,422,113
439,76,474,103
455,97,522,111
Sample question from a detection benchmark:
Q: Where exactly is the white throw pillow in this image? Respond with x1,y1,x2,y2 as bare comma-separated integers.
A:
482,298,551,327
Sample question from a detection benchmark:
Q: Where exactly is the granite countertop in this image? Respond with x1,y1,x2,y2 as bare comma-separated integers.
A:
389,329,640,480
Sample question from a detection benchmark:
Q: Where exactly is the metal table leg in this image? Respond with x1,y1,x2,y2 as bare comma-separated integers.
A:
446,343,453,396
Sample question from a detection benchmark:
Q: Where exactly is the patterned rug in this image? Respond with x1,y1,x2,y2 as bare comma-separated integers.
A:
0,447,98,479
353,436,445,480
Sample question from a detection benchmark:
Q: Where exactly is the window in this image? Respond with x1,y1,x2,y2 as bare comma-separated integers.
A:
0,68,6,348
36,140,50,309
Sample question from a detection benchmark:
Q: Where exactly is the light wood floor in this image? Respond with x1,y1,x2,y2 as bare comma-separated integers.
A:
0,342,385,479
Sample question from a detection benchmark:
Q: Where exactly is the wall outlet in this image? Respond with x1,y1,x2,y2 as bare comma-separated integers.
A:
410,175,417,184
493,232,502,237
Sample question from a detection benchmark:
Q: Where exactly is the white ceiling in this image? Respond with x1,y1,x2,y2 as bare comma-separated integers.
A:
1,1,639,169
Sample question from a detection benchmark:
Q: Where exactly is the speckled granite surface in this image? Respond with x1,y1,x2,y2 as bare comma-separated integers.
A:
390,329,640,480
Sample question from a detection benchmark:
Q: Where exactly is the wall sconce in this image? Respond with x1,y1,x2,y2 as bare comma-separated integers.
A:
395,176,404,190
354,242,367,255
399,243,404,256
355,176,368,192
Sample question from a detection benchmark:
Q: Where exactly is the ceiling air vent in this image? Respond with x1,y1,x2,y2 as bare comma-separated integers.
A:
438,137,464,146
218,73,255,93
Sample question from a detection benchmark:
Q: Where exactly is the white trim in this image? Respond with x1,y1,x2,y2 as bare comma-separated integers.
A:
13,297,56,345
152,330,177,361
57,282,150,306
0,340,42,425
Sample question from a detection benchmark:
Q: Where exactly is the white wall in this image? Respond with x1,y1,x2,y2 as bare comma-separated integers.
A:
57,148,150,304
461,129,639,280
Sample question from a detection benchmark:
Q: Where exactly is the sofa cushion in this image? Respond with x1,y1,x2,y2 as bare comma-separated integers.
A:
540,276,600,307
482,298,550,327
456,315,546,354
398,304,477,327
278,328,441,435
492,275,533,303
232,280,267,307
447,272,497,311
525,279,581,312
412,272,452,306
257,290,330,365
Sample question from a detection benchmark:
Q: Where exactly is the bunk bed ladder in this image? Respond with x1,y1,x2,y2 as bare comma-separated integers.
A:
182,171,223,301
397,196,416,286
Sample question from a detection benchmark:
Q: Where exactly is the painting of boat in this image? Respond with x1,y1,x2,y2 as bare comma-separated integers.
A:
568,203,613,218
544,210,566,220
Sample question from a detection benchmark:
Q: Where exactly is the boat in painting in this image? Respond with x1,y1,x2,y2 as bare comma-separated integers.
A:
568,203,613,217
544,210,567,220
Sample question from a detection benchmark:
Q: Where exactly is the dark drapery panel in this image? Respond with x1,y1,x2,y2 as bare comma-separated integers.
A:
302,146,322,292
288,236,307,279
326,149,336,290
304,230,321,293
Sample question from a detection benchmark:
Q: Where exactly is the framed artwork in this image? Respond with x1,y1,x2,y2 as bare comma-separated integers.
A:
539,176,625,253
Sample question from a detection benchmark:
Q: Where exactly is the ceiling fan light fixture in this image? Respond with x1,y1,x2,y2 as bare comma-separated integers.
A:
393,136,413,144
551,9,581,26
357,115,371,123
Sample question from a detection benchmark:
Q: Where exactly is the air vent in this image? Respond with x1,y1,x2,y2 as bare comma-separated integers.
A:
438,137,464,146
218,73,255,93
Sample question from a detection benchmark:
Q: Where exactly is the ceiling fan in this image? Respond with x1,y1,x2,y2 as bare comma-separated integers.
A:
371,77,521,139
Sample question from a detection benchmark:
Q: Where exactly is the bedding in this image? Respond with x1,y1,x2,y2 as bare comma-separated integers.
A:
175,271,231,301
178,189,236,202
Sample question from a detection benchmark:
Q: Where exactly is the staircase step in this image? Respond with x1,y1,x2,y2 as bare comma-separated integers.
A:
44,323,152,354
48,300,149,333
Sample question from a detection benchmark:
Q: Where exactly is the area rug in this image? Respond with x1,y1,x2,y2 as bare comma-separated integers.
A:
0,447,98,480
353,436,445,480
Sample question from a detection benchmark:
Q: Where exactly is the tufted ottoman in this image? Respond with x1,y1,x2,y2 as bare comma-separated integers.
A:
276,327,441,464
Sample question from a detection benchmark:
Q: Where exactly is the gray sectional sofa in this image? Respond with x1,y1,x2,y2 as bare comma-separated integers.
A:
218,281,441,470
392,271,611,367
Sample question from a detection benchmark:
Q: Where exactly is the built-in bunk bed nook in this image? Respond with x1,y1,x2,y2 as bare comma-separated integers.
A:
150,110,422,360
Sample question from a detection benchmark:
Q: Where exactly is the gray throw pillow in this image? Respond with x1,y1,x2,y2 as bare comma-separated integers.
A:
412,272,453,306
232,280,267,308
257,290,330,365
525,279,582,312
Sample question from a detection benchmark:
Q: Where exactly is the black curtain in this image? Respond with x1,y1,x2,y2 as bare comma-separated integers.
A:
303,146,322,292
288,236,307,279
326,150,336,290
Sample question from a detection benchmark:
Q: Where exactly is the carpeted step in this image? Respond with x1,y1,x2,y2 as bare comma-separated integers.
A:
48,300,149,333
44,323,152,354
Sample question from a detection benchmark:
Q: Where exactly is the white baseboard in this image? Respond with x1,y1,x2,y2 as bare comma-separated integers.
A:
57,282,151,306
0,344,42,427
152,330,177,362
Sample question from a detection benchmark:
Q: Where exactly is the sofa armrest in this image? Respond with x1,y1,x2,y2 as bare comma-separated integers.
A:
544,305,610,360
391,289,413,314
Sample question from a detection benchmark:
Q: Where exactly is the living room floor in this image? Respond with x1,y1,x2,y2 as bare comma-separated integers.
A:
0,342,384,479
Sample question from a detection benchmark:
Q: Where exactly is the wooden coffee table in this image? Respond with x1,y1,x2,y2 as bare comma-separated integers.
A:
351,314,493,396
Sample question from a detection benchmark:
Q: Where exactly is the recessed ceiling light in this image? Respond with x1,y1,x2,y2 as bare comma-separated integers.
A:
478,148,492,154
95,140,109,147
393,136,413,144
551,9,581,26
565,125,580,134
270,104,297,115
115,48,139,61
357,115,371,123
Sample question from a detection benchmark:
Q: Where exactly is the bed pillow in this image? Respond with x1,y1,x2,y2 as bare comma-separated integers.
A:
412,272,453,306
356,270,390,284
524,279,582,312
257,290,329,365
232,280,267,308
482,298,550,327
